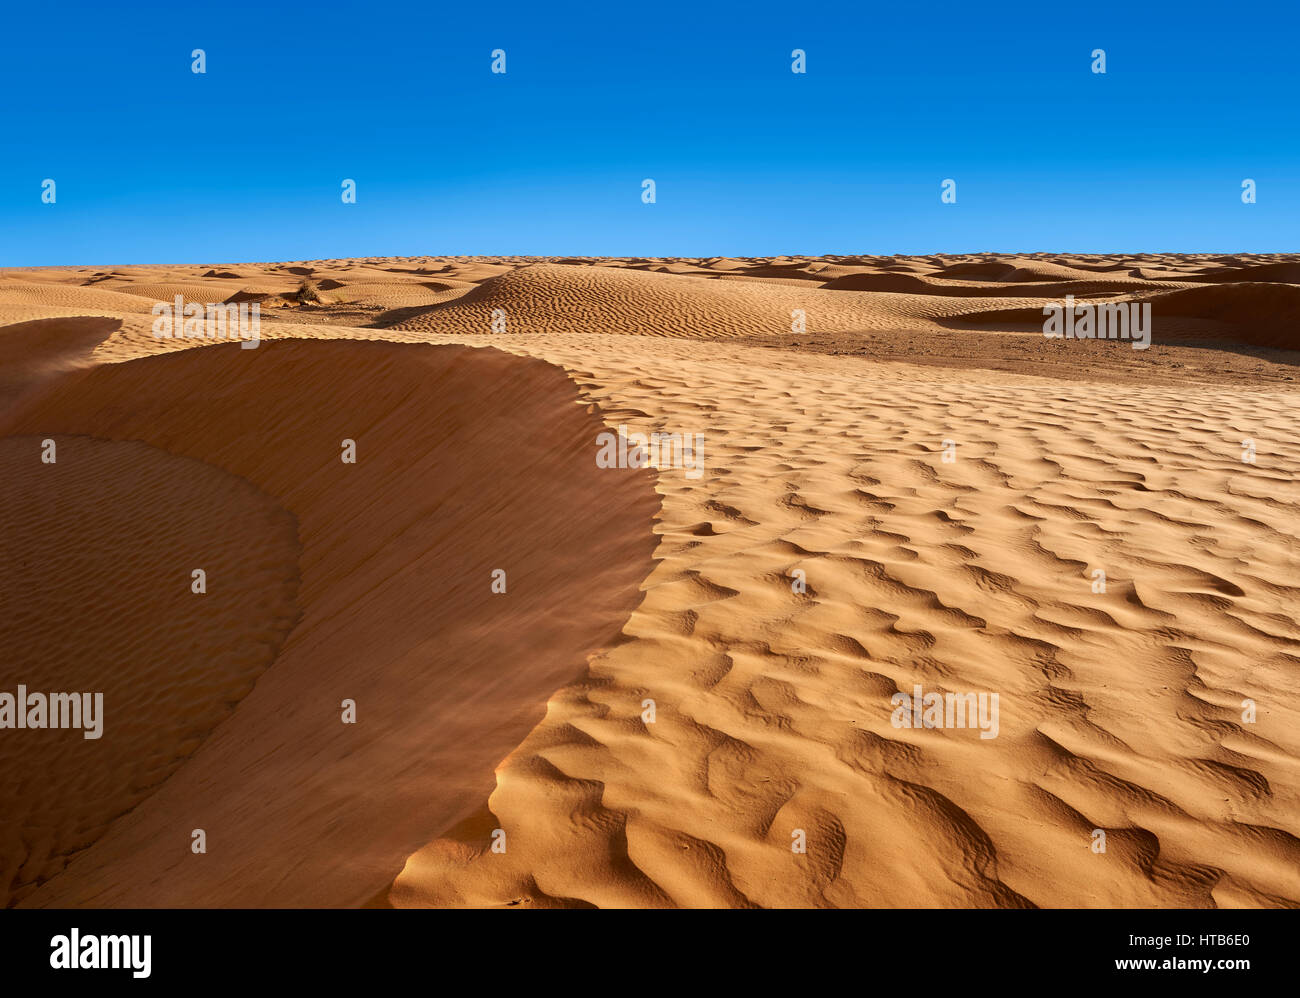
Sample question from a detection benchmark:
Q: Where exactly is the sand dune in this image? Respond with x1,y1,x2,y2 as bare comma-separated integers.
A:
0,434,300,906
319,279,477,309
3,253,1298,909
381,262,1043,339
386,263,870,338
5,338,658,906
820,271,1186,297
951,259,1110,283
1182,262,1300,284
955,282,1300,350
0,283,158,315
380,333,1300,908
94,281,254,306
0,316,122,408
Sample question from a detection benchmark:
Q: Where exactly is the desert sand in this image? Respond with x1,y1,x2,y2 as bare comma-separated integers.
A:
2,253,1298,908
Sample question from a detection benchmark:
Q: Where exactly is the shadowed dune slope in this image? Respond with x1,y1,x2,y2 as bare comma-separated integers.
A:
0,316,122,408
1183,262,1300,284
4,339,659,907
952,283,1300,349
0,436,301,907
820,272,1183,297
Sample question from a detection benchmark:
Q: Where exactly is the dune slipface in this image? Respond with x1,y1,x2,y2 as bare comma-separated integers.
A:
0,435,301,907
3,338,659,907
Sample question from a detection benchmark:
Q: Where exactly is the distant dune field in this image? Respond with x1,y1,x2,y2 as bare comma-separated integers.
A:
2,254,1298,908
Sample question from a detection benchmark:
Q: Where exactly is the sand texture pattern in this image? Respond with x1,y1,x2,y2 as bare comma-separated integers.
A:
2,253,1296,908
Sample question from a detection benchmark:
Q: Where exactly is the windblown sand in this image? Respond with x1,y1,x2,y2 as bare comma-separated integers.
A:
2,254,1297,908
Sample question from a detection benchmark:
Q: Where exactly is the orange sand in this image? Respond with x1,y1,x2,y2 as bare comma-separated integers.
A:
2,254,1297,908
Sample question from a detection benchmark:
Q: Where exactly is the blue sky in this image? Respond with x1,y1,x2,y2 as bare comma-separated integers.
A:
2,1,1296,264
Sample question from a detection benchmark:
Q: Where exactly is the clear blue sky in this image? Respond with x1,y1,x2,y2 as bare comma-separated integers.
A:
2,1,1296,265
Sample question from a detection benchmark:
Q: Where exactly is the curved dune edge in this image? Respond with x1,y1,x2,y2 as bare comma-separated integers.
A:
378,336,1300,910
6,339,660,907
0,316,122,409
